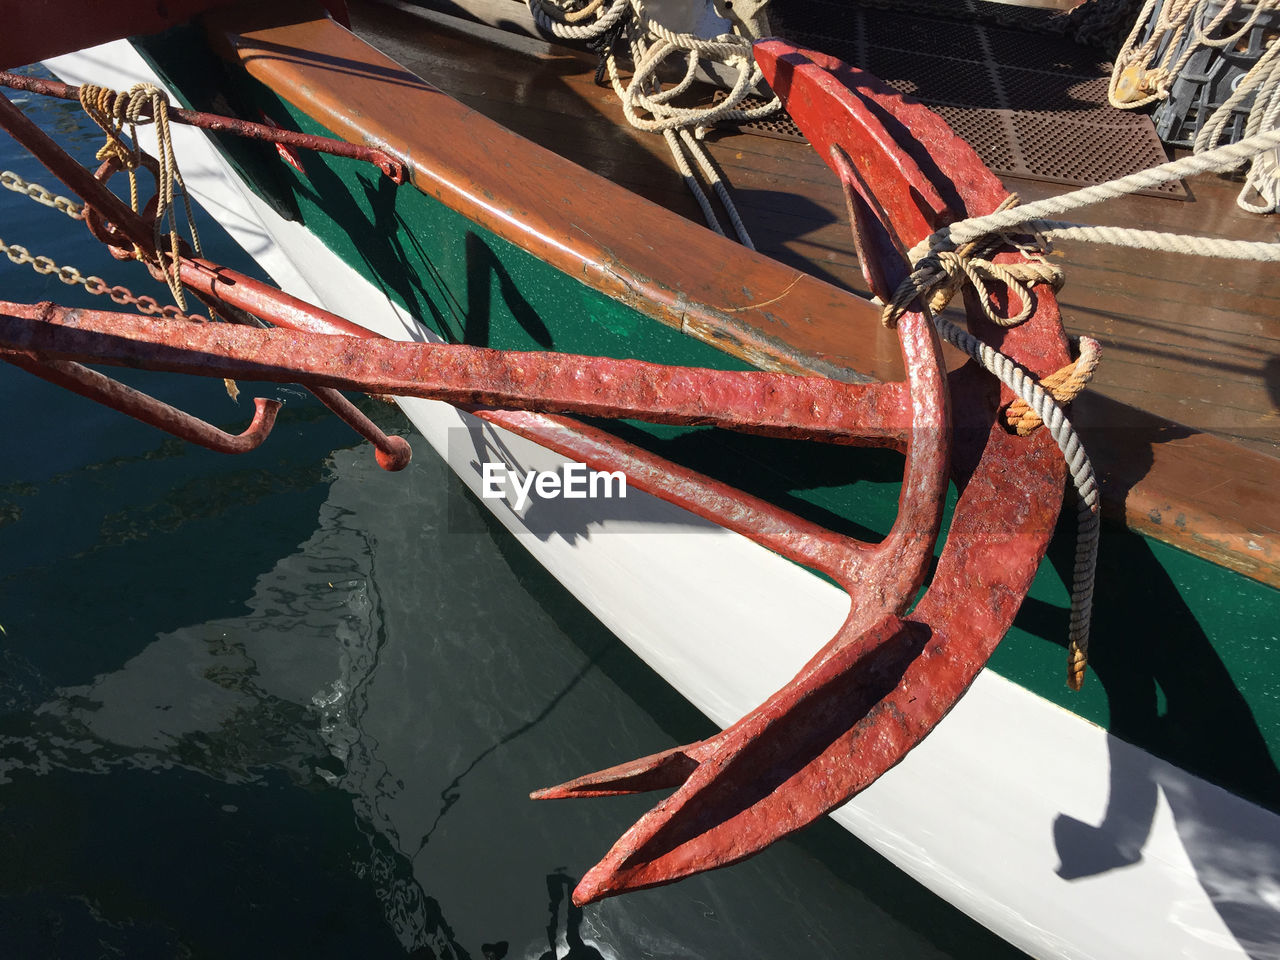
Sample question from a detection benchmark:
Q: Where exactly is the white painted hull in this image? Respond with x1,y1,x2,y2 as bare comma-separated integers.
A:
44,41,1280,960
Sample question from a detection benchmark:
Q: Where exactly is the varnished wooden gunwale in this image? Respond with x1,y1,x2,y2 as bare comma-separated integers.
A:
204,1,1280,587
209,3,913,385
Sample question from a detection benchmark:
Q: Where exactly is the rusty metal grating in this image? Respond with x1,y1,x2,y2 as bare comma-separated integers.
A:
750,0,1187,198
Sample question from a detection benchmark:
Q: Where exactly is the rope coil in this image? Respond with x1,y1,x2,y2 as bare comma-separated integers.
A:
527,0,778,245
1110,0,1280,212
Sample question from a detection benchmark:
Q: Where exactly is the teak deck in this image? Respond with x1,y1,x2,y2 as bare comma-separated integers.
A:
215,0,1280,586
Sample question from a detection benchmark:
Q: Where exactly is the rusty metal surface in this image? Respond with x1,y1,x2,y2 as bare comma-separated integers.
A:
0,72,406,183
0,301,918,447
0,349,280,454
309,384,413,470
0,86,415,470
528,41,1071,904
2,0,241,70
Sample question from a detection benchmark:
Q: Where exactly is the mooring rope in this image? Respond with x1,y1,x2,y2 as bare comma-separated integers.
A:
77,82,206,311
527,0,778,245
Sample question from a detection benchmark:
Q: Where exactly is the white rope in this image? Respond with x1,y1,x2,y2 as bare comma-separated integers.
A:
927,126,1280,256
527,0,778,243
1012,219,1280,258
1110,0,1280,211
889,124,1280,687
1192,27,1280,211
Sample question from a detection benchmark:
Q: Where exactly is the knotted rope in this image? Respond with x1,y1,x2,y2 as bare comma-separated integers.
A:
76,83,236,398
1006,336,1102,436
884,196,1067,328
78,82,205,311
884,126,1280,689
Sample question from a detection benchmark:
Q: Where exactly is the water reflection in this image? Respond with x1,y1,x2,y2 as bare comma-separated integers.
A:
1,431,1025,957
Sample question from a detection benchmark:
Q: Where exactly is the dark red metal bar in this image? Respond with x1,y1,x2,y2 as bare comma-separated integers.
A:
0,72,405,183
527,39,1073,906
1,349,279,454
0,300,915,447
174,258,405,341
0,91,158,254
0,31,1076,908
309,385,412,471
0,93,414,467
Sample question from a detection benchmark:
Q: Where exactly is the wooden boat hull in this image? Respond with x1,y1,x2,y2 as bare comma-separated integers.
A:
39,15,1280,958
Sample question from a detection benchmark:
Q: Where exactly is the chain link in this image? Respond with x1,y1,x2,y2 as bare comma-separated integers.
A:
1,234,208,323
1,169,84,220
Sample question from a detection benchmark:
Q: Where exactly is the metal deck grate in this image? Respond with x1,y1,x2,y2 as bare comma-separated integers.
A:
735,0,1187,198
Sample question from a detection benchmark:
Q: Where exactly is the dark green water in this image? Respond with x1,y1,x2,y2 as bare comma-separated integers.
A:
0,69,1032,958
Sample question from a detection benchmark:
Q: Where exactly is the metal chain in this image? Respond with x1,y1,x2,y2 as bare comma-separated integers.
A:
2,168,210,323
0,234,208,323
0,169,85,219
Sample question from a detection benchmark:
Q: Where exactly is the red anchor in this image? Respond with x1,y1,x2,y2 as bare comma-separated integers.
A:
0,42,1073,905
527,41,1072,904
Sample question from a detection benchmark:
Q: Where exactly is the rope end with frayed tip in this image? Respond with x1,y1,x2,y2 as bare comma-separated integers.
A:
1067,642,1088,692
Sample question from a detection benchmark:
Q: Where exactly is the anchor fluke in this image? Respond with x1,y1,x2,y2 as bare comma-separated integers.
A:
534,614,934,905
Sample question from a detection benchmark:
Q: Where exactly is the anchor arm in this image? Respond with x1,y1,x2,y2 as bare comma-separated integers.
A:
528,40,1072,907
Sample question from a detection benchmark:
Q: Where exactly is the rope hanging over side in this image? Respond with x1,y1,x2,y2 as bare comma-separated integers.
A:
527,0,778,245
77,82,206,311
74,84,238,398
